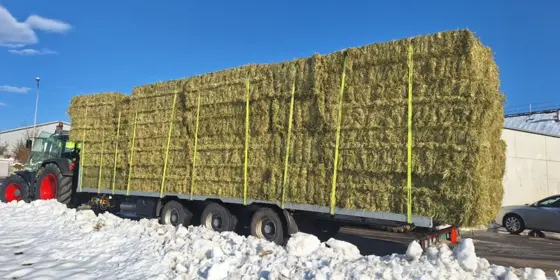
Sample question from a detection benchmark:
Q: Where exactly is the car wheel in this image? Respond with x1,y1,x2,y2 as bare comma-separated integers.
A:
504,214,525,234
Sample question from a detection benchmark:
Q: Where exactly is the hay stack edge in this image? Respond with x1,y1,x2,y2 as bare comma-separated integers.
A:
68,29,506,227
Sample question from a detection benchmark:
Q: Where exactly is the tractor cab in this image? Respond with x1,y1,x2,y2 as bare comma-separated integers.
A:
24,122,79,171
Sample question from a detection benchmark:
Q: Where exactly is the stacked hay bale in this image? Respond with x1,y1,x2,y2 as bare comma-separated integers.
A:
182,59,323,201
68,92,130,191
67,29,505,226
182,63,310,200
125,80,191,194
181,65,274,199
313,30,505,226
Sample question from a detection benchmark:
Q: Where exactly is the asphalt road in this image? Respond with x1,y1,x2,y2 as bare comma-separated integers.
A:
334,226,560,277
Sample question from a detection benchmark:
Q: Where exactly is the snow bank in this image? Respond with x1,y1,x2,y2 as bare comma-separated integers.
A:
405,240,423,261
0,200,554,279
453,238,478,272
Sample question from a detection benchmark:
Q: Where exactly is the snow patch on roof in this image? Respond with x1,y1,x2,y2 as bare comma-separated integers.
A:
504,111,560,137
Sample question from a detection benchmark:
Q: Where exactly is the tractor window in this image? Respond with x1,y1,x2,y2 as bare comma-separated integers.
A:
27,135,66,164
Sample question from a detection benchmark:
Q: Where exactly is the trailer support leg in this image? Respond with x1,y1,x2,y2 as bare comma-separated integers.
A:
417,226,458,249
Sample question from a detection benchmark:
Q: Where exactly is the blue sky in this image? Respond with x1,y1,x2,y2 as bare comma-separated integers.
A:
0,0,558,130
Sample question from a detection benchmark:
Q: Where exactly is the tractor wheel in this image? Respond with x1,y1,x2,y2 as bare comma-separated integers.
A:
35,163,72,204
0,174,30,203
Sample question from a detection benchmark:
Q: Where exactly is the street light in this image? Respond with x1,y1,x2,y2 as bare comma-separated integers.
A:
32,77,40,139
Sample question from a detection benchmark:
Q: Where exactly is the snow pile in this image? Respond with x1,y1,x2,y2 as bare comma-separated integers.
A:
405,240,423,261
0,200,554,280
325,238,361,260
453,238,478,272
285,232,321,257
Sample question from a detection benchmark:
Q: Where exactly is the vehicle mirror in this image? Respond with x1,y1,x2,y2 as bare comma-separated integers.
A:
25,139,32,149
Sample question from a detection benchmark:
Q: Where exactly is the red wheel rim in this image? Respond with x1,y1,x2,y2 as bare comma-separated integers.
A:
39,174,57,200
4,183,21,202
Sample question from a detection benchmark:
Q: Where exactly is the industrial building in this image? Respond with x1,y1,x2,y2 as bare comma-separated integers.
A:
501,109,560,206
0,121,71,157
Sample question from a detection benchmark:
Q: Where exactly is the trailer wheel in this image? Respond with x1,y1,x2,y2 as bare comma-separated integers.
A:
160,200,193,227
36,163,72,204
200,202,237,232
0,175,30,203
250,208,285,245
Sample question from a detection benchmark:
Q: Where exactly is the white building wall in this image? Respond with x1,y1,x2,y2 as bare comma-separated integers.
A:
0,122,71,156
501,128,560,206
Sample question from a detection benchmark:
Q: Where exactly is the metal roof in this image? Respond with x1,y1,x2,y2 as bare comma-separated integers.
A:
504,110,560,137
0,121,71,134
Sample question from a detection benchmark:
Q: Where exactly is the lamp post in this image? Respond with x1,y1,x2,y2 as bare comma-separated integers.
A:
32,77,40,139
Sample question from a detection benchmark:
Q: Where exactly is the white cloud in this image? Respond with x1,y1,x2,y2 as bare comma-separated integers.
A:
0,6,37,46
0,5,71,47
8,48,57,55
0,102,6,107
0,43,25,48
25,15,71,33
0,85,31,94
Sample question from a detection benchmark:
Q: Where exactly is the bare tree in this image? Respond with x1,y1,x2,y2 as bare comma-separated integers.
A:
12,139,29,163
0,141,8,158
7,121,39,163
20,120,39,141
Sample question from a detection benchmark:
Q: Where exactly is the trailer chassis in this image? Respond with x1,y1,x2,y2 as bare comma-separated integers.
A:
76,183,457,248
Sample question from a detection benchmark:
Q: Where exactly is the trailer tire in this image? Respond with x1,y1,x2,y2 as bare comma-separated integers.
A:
0,174,31,203
250,208,285,245
200,202,237,233
36,163,72,205
160,200,192,227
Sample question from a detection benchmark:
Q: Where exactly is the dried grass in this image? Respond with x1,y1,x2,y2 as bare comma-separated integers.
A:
68,29,505,226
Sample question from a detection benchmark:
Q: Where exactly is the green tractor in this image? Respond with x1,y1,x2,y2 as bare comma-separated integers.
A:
0,122,80,204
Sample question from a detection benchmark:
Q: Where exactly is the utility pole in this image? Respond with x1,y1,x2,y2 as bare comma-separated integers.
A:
33,77,40,139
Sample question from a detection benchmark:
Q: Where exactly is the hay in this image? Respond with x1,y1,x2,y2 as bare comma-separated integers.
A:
68,29,505,227
67,92,130,191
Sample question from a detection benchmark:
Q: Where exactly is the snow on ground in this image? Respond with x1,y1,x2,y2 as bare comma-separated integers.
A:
0,200,556,280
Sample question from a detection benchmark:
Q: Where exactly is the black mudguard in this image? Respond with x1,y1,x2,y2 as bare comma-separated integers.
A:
282,209,299,235
42,158,73,177
14,170,36,186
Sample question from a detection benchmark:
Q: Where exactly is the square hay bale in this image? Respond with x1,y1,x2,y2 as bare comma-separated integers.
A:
67,29,505,226
68,92,130,191
126,80,191,193
309,30,505,226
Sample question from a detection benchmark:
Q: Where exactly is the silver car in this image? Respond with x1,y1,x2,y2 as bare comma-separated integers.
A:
495,194,560,234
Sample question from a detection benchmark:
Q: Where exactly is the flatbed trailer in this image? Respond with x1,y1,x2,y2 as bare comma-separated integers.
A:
76,167,456,247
